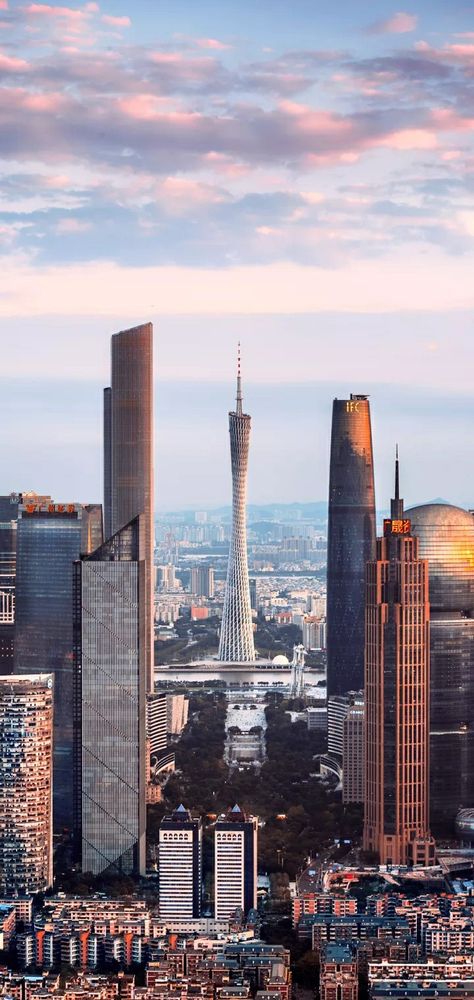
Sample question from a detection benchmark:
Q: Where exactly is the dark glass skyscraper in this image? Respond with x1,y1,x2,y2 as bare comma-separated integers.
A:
14,500,102,830
407,503,474,828
104,324,154,691
73,516,147,876
327,395,376,696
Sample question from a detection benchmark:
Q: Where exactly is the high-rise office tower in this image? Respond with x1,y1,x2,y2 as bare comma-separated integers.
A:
190,565,215,599
158,805,202,919
407,503,474,827
364,459,435,866
0,495,20,672
343,700,365,806
327,395,376,696
218,353,255,662
146,692,168,761
73,516,147,876
104,324,154,691
14,499,101,830
214,805,257,920
0,674,53,895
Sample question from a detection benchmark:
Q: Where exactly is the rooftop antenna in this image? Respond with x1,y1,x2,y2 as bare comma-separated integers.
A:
391,443,404,520
236,341,243,416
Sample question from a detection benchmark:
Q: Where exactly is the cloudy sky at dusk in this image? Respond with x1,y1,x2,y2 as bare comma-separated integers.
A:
0,0,473,509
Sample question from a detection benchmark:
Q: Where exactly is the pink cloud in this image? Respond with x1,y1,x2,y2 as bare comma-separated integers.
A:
118,93,181,120
26,3,87,18
381,127,437,150
194,38,231,50
0,52,30,70
101,14,131,28
0,1,8,9
371,11,418,34
56,217,91,233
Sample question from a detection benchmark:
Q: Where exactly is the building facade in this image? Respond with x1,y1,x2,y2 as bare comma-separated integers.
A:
407,503,474,828
218,356,255,662
104,324,154,692
343,700,365,805
0,495,20,673
158,806,202,919
327,395,376,696
364,466,435,866
214,806,257,920
73,517,147,876
190,566,215,599
0,675,53,895
14,500,101,830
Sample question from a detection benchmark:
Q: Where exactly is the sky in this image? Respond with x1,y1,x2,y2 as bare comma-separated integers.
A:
0,0,473,509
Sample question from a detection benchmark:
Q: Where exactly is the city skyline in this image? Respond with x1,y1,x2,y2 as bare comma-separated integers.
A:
0,0,473,508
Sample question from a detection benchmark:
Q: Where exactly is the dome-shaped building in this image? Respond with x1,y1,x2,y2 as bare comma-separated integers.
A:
407,503,474,614
456,807,474,847
406,503,474,829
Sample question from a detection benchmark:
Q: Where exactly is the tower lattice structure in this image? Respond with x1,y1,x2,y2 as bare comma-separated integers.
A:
218,350,255,662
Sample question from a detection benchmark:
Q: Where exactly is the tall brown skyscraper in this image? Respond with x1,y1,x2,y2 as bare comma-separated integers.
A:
104,323,154,690
327,395,376,697
364,456,435,867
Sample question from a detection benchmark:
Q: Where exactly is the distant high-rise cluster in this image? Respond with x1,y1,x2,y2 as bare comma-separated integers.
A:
218,351,255,663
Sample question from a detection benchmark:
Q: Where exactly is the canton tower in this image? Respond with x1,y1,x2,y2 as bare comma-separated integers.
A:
218,349,255,662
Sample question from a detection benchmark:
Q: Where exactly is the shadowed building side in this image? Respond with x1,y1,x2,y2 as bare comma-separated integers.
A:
327,395,376,697
218,352,255,663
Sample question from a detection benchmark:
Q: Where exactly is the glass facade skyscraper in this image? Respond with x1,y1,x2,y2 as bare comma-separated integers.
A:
14,500,102,831
104,324,154,692
327,395,376,696
407,503,474,827
73,516,147,877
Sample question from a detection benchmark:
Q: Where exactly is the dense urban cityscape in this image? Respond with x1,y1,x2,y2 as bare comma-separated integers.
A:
2,0,474,997
0,320,472,1000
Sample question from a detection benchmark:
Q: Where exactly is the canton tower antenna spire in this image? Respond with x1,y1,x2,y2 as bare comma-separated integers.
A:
218,349,255,662
236,341,243,416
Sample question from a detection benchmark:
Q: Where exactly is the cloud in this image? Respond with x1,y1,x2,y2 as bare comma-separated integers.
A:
194,37,231,51
25,2,97,19
56,217,92,233
370,11,418,34
1,252,473,318
101,14,131,28
0,52,30,71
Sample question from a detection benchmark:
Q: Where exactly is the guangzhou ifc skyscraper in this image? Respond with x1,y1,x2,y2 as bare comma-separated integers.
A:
218,349,255,663
327,395,376,697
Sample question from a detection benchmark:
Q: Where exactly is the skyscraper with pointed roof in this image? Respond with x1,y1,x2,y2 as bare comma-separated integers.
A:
214,805,257,920
364,453,435,866
218,349,255,662
158,805,202,919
